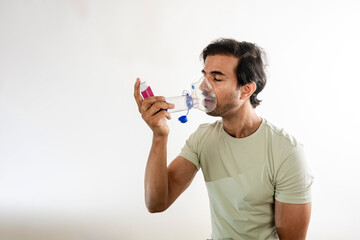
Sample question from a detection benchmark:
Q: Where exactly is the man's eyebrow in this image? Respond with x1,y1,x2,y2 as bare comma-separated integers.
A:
201,69,226,76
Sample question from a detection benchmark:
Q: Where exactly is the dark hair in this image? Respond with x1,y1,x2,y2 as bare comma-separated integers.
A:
201,38,267,108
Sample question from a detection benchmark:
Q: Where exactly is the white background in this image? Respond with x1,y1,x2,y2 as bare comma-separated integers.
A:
1,0,360,239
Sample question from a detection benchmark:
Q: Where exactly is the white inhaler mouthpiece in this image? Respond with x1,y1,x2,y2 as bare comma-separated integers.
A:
165,76,217,123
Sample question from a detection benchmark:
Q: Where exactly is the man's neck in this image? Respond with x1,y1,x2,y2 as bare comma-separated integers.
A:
221,103,262,138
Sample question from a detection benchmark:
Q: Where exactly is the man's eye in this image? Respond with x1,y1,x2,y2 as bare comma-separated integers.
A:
214,78,222,81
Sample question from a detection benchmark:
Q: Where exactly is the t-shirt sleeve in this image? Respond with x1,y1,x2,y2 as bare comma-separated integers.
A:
178,127,204,170
274,145,314,204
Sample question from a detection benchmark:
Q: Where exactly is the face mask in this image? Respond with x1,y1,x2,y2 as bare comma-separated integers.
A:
190,76,217,112
165,76,217,123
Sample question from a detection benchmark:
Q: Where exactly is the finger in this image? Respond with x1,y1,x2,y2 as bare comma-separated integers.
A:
144,101,174,118
165,111,171,120
151,110,170,124
149,101,174,114
141,96,166,112
134,78,143,113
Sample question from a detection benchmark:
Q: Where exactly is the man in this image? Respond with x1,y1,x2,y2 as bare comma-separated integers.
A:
134,39,313,240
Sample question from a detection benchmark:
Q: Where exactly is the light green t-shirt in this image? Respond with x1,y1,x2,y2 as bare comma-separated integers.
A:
179,118,313,240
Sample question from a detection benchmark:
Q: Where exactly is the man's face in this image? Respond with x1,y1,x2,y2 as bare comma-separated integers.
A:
202,54,241,117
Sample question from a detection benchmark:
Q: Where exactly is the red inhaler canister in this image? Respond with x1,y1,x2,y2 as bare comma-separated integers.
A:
140,82,154,98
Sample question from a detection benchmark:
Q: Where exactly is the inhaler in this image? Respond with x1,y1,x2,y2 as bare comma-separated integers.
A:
140,76,217,123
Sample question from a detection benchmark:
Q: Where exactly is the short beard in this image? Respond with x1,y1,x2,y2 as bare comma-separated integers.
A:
206,90,240,117
206,101,237,117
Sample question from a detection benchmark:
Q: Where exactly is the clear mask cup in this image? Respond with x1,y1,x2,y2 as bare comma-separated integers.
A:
165,76,217,123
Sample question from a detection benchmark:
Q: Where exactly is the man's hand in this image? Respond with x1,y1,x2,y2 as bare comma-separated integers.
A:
134,78,174,137
134,78,196,213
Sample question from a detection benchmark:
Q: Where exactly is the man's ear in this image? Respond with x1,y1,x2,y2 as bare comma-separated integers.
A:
240,82,257,100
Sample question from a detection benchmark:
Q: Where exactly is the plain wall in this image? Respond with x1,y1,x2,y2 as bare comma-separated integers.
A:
1,0,360,239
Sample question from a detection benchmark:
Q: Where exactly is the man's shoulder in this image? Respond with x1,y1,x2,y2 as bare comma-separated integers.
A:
261,118,305,165
190,120,222,140
262,118,302,148
196,120,222,132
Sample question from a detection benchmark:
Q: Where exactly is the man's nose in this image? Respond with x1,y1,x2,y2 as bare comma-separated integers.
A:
203,73,212,82
200,77,212,92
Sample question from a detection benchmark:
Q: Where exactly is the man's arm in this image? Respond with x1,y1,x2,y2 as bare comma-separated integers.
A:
145,151,197,212
275,200,312,240
134,78,198,213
